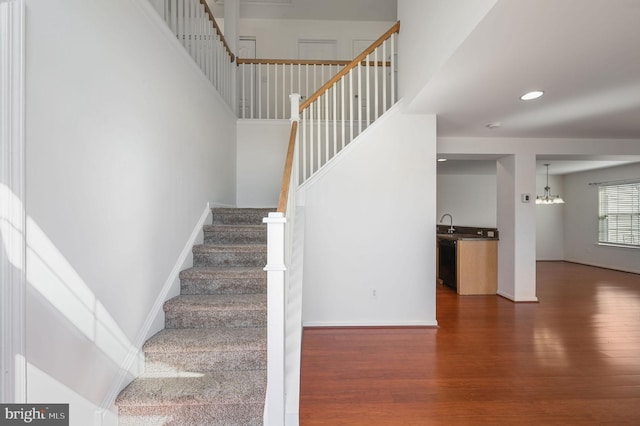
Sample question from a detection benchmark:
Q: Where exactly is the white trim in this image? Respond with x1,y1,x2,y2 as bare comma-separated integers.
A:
497,290,539,303
563,259,640,276
0,0,26,404
99,202,212,413
303,320,438,327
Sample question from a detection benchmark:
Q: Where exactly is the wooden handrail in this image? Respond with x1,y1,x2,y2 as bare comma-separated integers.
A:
277,121,299,213
299,21,400,112
237,58,392,67
238,58,352,66
198,0,235,62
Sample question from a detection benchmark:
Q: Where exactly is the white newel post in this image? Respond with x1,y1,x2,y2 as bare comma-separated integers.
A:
290,93,300,123
263,212,287,426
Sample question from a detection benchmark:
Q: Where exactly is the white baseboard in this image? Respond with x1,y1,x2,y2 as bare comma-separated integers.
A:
563,259,640,275
303,320,438,328
497,290,538,303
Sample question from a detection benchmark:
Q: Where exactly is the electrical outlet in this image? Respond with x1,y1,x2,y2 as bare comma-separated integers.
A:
370,288,378,299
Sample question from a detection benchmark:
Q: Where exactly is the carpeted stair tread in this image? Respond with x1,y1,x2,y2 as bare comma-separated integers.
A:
193,244,267,253
142,328,267,373
116,370,266,407
164,294,266,329
144,328,266,353
211,208,274,225
165,294,266,312
179,266,266,295
192,244,267,267
204,224,267,245
179,266,266,278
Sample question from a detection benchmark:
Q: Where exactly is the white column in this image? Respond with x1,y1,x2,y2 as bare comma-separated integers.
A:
496,153,538,302
224,0,239,114
0,0,27,403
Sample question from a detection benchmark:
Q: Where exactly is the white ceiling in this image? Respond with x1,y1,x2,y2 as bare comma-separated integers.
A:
209,0,397,22
411,0,640,140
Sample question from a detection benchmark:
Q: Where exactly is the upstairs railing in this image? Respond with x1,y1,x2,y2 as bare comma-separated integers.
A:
237,38,398,123
237,59,351,119
151,0,236,108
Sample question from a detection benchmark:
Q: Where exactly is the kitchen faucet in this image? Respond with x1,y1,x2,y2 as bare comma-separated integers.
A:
440,213,455,234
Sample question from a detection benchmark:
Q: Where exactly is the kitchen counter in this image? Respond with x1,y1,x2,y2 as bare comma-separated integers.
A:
436,233,498,241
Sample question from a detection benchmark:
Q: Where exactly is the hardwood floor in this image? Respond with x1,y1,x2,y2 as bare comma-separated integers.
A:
299,261,640,425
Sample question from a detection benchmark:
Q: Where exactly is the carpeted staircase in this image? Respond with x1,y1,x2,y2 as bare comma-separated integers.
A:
116,208,271,426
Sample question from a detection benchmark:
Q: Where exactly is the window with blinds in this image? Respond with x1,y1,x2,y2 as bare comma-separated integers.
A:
598,181,640,247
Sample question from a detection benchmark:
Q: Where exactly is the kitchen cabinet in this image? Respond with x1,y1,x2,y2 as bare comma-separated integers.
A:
437,234,498,295
457,239,497,295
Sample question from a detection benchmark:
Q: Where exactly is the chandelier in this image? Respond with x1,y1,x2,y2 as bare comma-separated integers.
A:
536,164,565,205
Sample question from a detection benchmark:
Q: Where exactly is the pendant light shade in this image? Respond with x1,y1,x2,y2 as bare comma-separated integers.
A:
536,164,565,205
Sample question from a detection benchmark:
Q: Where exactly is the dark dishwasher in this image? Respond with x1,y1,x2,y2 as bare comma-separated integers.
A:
439,239,457,290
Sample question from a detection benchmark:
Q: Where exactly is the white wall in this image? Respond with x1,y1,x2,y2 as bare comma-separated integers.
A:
397,0,497,106
437,172,496,227
237,18,395,59
236,120,290,208
217,17,395,59
301,103,437,326
24,0,236,423
535,174,565,260
563,163,640,274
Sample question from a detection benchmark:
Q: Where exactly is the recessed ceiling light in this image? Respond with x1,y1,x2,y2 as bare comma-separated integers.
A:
486,122,501,129
520,91,544,101
437,158,447,162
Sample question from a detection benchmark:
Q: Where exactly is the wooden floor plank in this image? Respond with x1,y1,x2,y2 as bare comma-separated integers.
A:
299,261,640,425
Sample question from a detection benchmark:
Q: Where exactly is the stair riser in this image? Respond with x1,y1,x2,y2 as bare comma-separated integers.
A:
180,276,266,295
165,310,266,329
145,351,266,373
193,251,266,267
204,228,267,245
212,209,272,226
118,404,263,426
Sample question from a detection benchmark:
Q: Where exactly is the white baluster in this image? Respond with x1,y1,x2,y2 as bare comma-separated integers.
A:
382,40,387,113
333,80,337,156
391,33,396,103
309,103,315,174
374,47,379,120
282,63,286,119
366,53,371,127
258,64,263,119
302,108,307,180
250,63,255,119
349,68,354,143
266,64,270,119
